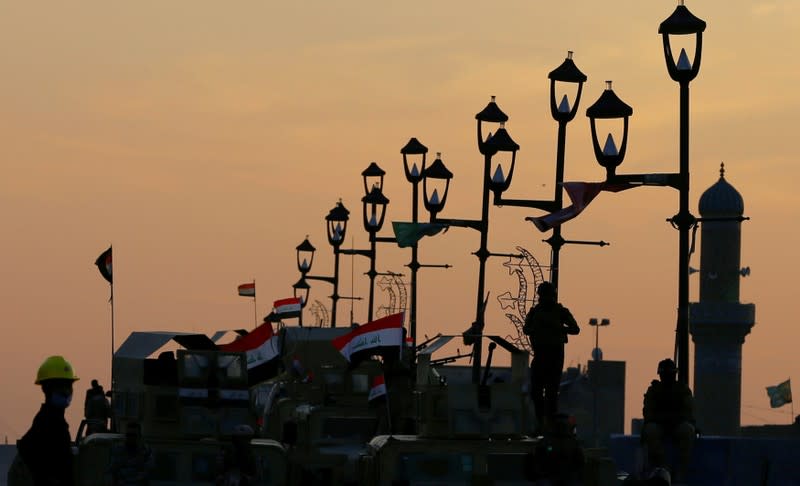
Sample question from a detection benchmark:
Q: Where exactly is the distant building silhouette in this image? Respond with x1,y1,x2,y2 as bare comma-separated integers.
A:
689,164,755,436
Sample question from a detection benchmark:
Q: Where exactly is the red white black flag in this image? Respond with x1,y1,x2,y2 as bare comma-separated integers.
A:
273,297,302,319
95,246,113,284
331,312,404,364
221,321,280,383
368,374,387,402
238,282,255,297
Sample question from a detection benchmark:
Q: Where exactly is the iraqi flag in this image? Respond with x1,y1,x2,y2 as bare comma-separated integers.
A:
238,282,256,297
274,297,302,320
221,321,280,384
332,312,404,365
368,374,387,402
525,181,636,232
95,246,113,284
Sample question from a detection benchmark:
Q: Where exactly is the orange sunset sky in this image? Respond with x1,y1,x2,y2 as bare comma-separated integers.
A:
1,1,799,439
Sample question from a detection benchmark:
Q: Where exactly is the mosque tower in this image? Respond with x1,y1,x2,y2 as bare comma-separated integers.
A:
689,164,755,436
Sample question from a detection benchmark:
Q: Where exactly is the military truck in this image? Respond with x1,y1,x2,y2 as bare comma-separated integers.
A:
73,330,288,485
254,326,416,485
74,432,287,486
356,335,618,485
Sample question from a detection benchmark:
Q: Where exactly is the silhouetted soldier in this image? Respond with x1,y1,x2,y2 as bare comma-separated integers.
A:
12,356,80,486
524,281,580,430
108,421,153,486
641,358,694,482
84,379,111,435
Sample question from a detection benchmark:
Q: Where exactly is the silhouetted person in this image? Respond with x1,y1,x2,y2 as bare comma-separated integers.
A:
84,379,111,435
524,281,580,430
641,358,694,482
109,421,153,486
12,356,80,486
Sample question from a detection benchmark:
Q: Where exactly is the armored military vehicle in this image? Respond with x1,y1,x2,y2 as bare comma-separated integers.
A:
254,326,415,485
74,330,288,485
356,335,618,485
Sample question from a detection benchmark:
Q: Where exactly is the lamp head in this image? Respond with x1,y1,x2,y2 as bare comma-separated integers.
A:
401,137,428,183
325,200,350,247
362,162,386,196
586,81,633,178
422,153,453,218
296,237,316,273
548,51,588,122
475,96,509,155
658,1,706,82
361,184,390,233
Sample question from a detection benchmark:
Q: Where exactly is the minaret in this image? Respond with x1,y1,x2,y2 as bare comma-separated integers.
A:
689,164,755,436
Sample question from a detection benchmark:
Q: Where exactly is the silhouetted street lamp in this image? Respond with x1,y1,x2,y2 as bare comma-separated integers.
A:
589,317,611,361
337,163,399,323
400,138,427,348
424,99,521,382
590,1,706,385
295,201,350,326
493,52,607,291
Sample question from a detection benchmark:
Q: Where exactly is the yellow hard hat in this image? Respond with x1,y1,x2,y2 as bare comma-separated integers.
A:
35,356,79,385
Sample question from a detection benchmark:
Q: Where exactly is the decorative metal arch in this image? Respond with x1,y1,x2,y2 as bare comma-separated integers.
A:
377,271,407,318
497,246,546,356
309,300,329,327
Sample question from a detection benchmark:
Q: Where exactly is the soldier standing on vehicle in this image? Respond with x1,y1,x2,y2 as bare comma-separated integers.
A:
108,421,153,486
641,358,695,482
84,379,111,435
523,282,580,430
12,355,80,486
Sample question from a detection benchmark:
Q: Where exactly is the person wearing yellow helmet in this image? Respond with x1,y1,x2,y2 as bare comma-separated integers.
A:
16,355,79,486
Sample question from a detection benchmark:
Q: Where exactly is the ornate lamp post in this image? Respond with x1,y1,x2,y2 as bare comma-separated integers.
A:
589,1,706,385
339,163,397,323
400,138,427,348
295,201,350,326
423,100,520,382
492,52,607,291
659,0,706,386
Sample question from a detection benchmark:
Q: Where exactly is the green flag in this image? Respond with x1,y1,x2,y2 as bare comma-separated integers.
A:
766,379,792,408
392,222,448,248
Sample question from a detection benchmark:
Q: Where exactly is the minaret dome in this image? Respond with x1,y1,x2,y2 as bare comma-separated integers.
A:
698,163,744,217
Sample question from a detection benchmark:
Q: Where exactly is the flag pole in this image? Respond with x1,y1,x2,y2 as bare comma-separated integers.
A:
95,245,116,431
384,387,393,436
253,279,257,329
110,276,115,388
108,245,116,433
